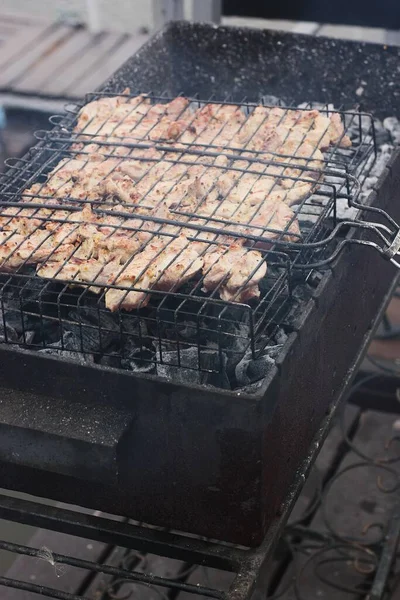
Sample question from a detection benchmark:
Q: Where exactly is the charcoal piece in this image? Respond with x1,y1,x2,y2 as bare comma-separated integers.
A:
38,331,94,364
77,306,120,332
98,353,123,369
261,94,285,106
119,311,146,336
18,277,50,304
121,340,156,374
0,321,18,343
61,321,104,353
196,308,252,354
0,274,51,306
156,346,229,387
171,321,199,341
20,331,36,345
375,127,391,146
383,116,400,144
235,349,276,387
3,311,33,334
66,308,119,353
241,379,267,394
274,329,288,346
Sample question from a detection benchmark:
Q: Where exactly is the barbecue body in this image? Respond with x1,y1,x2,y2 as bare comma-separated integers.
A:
0,22,398,549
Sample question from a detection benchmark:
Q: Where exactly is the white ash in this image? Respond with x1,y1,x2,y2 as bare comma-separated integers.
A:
275,329,288,345
383,117,400,144
259,99,398,224
300,109,397,223
37,331,94,364
336,115,397,219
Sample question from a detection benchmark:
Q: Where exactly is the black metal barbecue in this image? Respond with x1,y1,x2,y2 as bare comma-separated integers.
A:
0,22,399,596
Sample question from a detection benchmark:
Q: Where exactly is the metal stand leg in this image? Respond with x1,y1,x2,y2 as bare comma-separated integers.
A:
367,502,400,600
152,0,222,29
152,0,184,30
192,0,222,23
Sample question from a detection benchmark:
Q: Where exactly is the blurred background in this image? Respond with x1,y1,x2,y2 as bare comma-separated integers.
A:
0,0,399,35
0,0,398,167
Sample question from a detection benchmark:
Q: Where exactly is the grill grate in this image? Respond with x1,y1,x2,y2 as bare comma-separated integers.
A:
0,91,377,379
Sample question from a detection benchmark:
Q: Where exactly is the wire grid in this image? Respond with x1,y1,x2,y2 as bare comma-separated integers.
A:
0,539,229,600
0,91,376,373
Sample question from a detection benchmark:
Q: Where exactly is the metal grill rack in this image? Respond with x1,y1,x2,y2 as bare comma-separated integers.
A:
0,92,378,378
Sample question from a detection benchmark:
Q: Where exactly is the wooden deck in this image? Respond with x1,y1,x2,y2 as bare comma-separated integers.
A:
0,12,149,100
0,10,398,103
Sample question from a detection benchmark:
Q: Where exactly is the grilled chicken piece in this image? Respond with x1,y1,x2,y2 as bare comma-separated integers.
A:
38,255,122,294
202,245,267,303
179,103,246,147
5,95,352,309
328,113,352,147
195,186,300,244
37,255,84,281
36,223,141,293
76,94,191,143
0,229,75,271
236,105,351,153
105,235,203,311
240,198,301,245
76,88,135,124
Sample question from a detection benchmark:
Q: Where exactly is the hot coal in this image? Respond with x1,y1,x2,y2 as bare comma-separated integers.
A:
0,320,19,344
120,340,155,373
65,307,120,353
156,346,230,388
38,330,94,364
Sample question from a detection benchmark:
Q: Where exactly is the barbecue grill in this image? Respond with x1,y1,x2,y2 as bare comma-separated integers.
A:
0,93,378,385
0,21,400,554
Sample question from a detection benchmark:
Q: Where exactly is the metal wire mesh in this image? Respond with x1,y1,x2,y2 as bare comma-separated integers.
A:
0,91,377,376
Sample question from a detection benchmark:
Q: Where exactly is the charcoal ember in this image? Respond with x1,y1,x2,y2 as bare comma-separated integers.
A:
3,310,32,334
66,308,119,352
62,322,105,353
235,349,275,387
169,321,199,340
274,329,288,346
0,307,38,344
206,312,251,352
383,116,400,144
38,331,94,364
0,321,18,343
156,346,229,387
98,353,123,369
359,143,394,203
260,94,284,106
19,277,51,304
342,112,371,138
120,312,147,336
23,331,36,344
0,273,50,305
374,120,391,145
121,338,155,373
